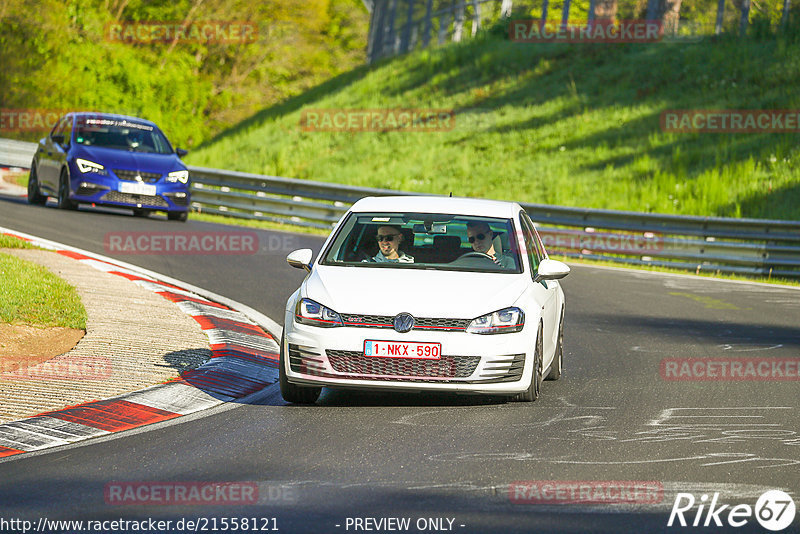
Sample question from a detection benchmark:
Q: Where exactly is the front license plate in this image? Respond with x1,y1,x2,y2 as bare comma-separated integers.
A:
119,182,157,196
364,340,441,360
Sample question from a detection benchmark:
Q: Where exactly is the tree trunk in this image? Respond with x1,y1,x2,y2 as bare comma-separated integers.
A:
662,0,682,35
715,0,725,34
781,0,791,31
541,0,549,25
646,0,658,21
453,0,465,42
500,0,513,18
561,0,571,28
739,0,750,36
421,0,433,48
472,0,481,37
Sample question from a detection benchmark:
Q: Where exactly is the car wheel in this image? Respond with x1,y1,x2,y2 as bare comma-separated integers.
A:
279,334,321,404
27,162,47,205
514,322,543,402
545,306,564,381
132,208,150,218
57,169,77,210
167,210,188,222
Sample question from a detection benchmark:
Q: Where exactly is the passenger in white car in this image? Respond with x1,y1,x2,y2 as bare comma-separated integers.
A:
372,225,415,263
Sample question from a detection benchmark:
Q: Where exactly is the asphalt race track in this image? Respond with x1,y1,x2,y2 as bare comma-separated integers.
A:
1,196,798,533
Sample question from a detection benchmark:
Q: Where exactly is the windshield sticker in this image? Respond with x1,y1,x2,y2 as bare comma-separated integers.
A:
83,118,154,131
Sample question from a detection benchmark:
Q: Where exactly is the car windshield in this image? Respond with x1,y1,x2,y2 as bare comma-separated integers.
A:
320,212,522,273
73,117,174,154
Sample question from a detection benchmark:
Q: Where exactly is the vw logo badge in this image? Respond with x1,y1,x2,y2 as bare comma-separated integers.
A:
393,313,414,333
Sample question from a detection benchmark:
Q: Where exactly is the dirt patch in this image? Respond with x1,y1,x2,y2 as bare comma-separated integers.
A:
0,324,85,374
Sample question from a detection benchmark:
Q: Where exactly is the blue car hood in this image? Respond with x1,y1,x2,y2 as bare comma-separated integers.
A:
72,145,184,173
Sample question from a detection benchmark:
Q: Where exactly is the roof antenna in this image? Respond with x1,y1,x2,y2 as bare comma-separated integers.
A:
449,192,453,197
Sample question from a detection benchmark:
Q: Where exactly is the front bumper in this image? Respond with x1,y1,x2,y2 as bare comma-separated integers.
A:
282,320,535,395
68,166,190,211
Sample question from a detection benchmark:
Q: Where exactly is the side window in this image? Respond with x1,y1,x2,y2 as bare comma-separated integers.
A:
519,216,539,277
523,212,547,261
532,226,547,262
51,117,67,141
62,116,73,147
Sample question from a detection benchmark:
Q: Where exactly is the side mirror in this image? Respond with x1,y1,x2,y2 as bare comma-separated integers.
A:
287,249,313,272
534,258,570,284
51,134,65,146
176,148,189,158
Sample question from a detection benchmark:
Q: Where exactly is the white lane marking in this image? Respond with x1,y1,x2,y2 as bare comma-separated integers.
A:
717,343,785,352
206,329,279,352
121,382,230,413
0,417,109,451
176,301,254,323
133,280,200,298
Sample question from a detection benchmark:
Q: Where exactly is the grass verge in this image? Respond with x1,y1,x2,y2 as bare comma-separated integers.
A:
0,235,38,249
0,250,88,330
186,30,800,221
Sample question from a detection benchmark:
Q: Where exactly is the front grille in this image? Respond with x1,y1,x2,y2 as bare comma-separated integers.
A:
114,169,162,183
340,314,470,331
326,350,479,378
102,191,168,208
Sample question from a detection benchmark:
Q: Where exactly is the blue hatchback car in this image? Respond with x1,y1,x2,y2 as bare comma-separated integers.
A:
28,112,191,221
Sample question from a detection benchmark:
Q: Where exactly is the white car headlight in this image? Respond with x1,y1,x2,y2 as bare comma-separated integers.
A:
75,158,106,174
167,170,189,183
467,307,525,334
294,298,343,328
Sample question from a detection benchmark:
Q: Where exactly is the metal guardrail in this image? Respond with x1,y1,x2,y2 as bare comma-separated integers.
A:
0,138,41,168
2,138,799,279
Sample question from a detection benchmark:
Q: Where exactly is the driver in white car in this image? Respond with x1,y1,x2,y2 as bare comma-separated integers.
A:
466,221,515,268
372,225,415,263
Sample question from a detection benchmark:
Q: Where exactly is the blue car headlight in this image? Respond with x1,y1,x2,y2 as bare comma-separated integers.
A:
75,158,107,175
294,298,343,328
467,307,525,334
166,170,189,184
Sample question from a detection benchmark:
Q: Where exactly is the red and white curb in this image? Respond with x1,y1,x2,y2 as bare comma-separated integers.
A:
0,228,281,459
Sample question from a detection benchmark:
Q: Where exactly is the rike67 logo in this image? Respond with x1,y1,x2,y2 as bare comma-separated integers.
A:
668,490,796,531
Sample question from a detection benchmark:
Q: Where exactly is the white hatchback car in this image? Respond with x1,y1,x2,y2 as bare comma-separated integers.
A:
281,196,569,404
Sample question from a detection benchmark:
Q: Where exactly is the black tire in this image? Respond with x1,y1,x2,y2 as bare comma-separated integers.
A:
546,306,564,381
279,334,321,404
27,163,47,205
167,210,188,222
57,169,77,210
514,323,543,402
132,208,150,218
